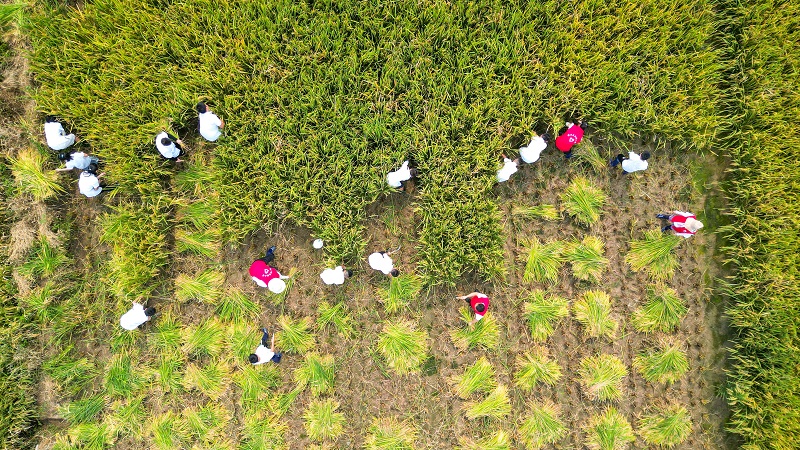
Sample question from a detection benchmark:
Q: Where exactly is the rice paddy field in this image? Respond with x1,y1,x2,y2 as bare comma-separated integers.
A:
0,0,798,449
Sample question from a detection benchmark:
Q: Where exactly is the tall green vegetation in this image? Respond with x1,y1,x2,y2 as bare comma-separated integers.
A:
631,284,687,333
449,357,496,399
584,407,635,450
521,238,566,284
573,290,618,339
518,401,567,449
579,354,627,402
522,290,569,342
633,340,689,385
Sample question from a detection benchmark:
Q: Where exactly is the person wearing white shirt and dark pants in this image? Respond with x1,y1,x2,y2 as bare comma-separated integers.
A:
197,102,224,142
518,133,550,164
611,151,650,174
56,151,97,172
120,302,156,330
368,250,399,277
249,328,282,365
320,265,352,285
78,164,106,198
155,131,184,161
44,116,76,151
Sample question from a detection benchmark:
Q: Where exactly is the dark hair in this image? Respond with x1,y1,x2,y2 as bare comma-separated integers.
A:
641,151,651,160
144,307,156,317
58,152,70,161
541,132,552,143
390,269,400,277
409,168,418,177
346,269,353,278
196,102,208,114
579,120,589,130
475,303,486,313
86,163,98,175
45,115,57,123
160,137,172,146
248,354,259,364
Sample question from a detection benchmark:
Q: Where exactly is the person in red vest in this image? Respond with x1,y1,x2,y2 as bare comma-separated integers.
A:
656,211,704,238
249,246,291,293
456,291,490,325
555,120,588,159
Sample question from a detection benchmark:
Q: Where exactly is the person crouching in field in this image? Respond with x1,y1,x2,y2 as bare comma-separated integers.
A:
555,120,587,159
611,151,650,174
44,115,76,151
197,102,224,142
320,265,352,285
456,292,490,326
56,151,98,172
249,328,282,365
387,160,417,191
78,163,105,198
656,211,704,238
518,133,550,164
368,249,400,277
120,302,156,330
155,131,184,162
249,246,291,293
497,154,519,183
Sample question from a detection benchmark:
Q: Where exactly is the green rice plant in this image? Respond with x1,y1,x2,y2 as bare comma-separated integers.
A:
175,164,215,197
233,364,281,408
520,238,566,284
175,269,224,305
42,347,97,397
19,237,69,279
151,313,182,351
573,290,618,339
518,401,567,449
316,301,355,339
579,354,627,401
150,412,186,450
184,403,229,442
104,353,141,398
239,415,287,450
566,236,608,283
104,398,145,440
625,230,682,280
449,357,496,399
377,319,429,375
522,290,569,342
225,322,258,362
364,417,417,450
458,430,510,450
10,147,64,201
66,423,109,450
304,399,345,442
275,386,303,418
216,288,261,324
182,361,229,400
633,340,689,384
637,404,692,447
573,139,608,173
514,347,562,391
464,384,512,420
450,308,500,350
584,407,635,450
176,199,216,229
380,273,422,314
512,204,560,221
277,315,316,354
293,353,335,396
61,396,105,425
271,267,299,305
560,177,606,226
176,227,220,257
182,319,225,358
631,284,688,333
155,353,183,393
20,282,59,323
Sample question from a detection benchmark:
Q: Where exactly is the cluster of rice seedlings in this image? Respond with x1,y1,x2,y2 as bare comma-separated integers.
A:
216,288,261,324
637,404,692,447
316,301,355,338
151,313,182,351
579,354,628,401
560,177,607,226
449,357,496,399
176,228,219,257
21,282,59,323
239,416,287,450
150,412,186,450
631,284,688,333
182,361,229,400
293,353,335,396
584,407,635,450
277,315,316,354
65,423,110,450
19,237,69,279
10,147,64,201
364,417,417,450
274,386,303,418
272,267,299,305
42,347,97,397
154,354,183,393
566,236,608,283
520,238,566,284
184,403,230,443
104,353,140,398
518,401,568,449
514,347,562,390
512,204,560,221
458,430,510,450
573,290,618,339
175,269,224,304
377,319,429,375
233,364,281,408
380,273,422,314
182,320,225,359
522,290,569,342
625,230,682,280
450,308,500,350
464,385,512,420
175,198,216,229
224,322,258,362
103,398,145,440
303,399,345,442
633,340,689,384
573,139,608,173
60,396,105,425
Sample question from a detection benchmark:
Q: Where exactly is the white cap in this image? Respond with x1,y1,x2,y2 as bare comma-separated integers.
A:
268,278,286,294
312,239,324,249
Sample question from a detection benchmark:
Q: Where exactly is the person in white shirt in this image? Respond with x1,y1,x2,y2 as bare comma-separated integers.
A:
197,102,224,141
368,250,399,277
154,131,184,161
78,165,104,198
496,155,519,182
120,302,156,330
55,151,97,172
249,328,282,365
386,160,417,191
320,265,352,285
519,133,550,164
44,116,76,151
611,151,650,174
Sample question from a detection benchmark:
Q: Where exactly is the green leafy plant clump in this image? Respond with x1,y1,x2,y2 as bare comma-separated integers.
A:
584,407,635,450
518,401,567,450
631,284,688,333
464,384,512,420
293,353,336,397
520,238,566,284
579,354,628,402
449,357,496,399
377,319,429,375
573,290,618,339
450,308,500,350
633,340,689,384
637,404,692,447
560,177,607,226
566,236,608,284
522,290,569,342
380,273,423,314
625,230,682,280
364,417,417,450
514,347,562,391
303,399,345,442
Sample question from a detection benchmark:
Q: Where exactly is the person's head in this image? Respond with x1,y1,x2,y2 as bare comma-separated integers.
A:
196,102,208,114
86,163,98,175
409,168,418,178
641,151,651,160
541,132,551,143
579,120,589,130
390,269,400,277
268,278,286,294
45,115,57,123
248,354,259,364
161,137,172,147
685,217,704,233
475,303,486,313
144,307,156,317
345,269,353,278
58,152,70,162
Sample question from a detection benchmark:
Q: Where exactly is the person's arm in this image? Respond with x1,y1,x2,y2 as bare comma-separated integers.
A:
55,167,71,172
270,333,276,352
456,292,482,300
219,117,225,128
675,232,694,238
166,132,178,141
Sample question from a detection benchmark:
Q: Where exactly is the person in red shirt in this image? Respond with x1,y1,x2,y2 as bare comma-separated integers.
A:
656,211,704,238
249,246,291,292
456,292,490,325
555,120,588,159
